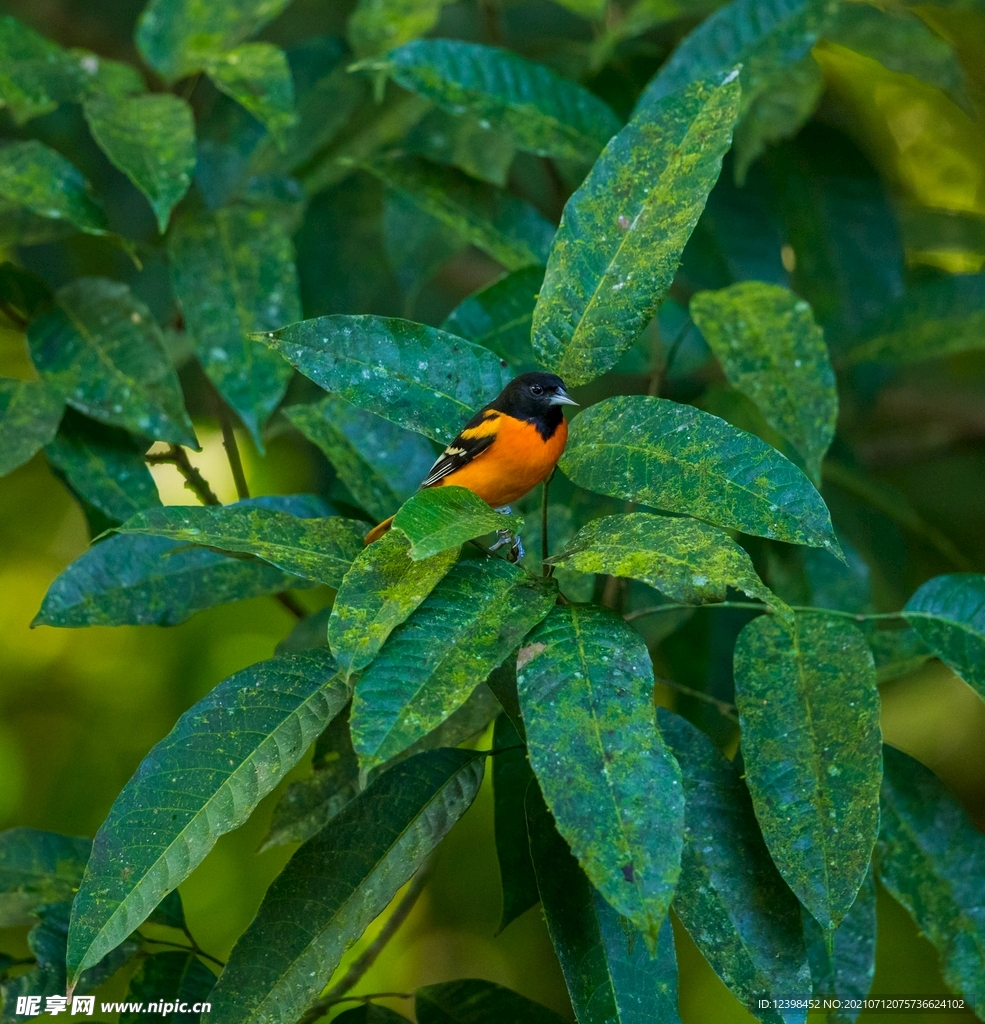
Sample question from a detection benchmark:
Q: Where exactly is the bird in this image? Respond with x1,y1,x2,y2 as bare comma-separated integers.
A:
364,371,578,549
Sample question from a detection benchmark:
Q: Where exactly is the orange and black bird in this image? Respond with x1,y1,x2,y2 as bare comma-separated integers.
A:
364,371,577,546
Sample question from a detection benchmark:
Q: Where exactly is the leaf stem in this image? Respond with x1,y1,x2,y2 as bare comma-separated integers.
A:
214,393,250,500
275,591,307,619
146,445,221,506
139,935,226,968
541,476,551,577
655,675,739,723
625,600,907,623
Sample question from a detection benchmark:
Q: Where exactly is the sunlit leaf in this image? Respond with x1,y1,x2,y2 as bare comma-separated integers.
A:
66,648,346,983
121,951,216,1023
204,43,296,146
416,979,569,1024
209,749,485,1024
734,613,882,930
532,73,740,385
0,377,63,478
517,605,684,951
0,828,90,928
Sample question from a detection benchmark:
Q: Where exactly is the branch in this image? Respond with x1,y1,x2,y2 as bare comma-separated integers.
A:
146,446,220,506
138,935,225,968
654,676,739,723
214,393,250,500
541,475,552,577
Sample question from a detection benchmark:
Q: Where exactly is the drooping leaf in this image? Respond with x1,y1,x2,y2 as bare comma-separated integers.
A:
66,648,346,983
120,951,216,1023
209,749,485,1024
903,573,985,702
690,282,836,481
83,93,195,233
204,43,296,146
657,709,811,1024
517,605,684,951
34,495,327,628
116,505,366,588
878,746,985,1010
168,204,299,450
416,979,569,1024
351,559,555,770
262,315,513,444
560,395,840,554
0,377,64,478
28,278,197,448
0,139,107,236
329,531,458,679
531,72,740,385
0,828,91,928
348,0,453,57
526,785,684,1024
365,39,621,161
440,266,541,369
285,395,436,522
733,613,882,931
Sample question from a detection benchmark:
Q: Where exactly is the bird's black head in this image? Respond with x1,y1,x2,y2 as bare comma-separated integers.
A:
491,372,578,437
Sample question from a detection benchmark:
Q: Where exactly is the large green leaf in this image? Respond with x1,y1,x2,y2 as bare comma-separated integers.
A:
406,107,516,187
878,746,985,1010
348,0,453,57
34,495,327,628
351,559,555,770
903,573,985,702
205,43,296,146
0,140,107,236
83,93,195,233
365,40,621,161
531,73,740,386
560,395,840,554
262,315,513,444
0,828,91,927
363,156,554,271
28,278,197,448
0,377,63,478
121,951,216,1023
383,187,466,300
689,282,837,481
168,204,299,450
416,979,569,1024
66,648,347,983
209,749,485,1024
657,709,811,1024
526,785,683,1024
329,531,458,680
733,613,882,931
517,605,684,951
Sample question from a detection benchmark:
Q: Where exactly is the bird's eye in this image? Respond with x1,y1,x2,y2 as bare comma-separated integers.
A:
531,384,544,395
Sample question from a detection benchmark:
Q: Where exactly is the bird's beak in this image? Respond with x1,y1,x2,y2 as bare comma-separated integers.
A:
550,388,579,407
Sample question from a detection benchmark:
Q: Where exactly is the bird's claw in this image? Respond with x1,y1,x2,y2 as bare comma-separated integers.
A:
489,527,524,562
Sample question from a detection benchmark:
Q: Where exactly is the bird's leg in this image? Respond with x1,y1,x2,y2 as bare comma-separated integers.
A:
488,506,524,561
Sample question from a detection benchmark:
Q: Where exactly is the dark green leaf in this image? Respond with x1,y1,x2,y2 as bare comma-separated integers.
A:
28,278,197,448
0,259,54,321
83,93,195,233
0,828,90,927
877,746,985,1010
263,315,513,444
560,395,840,554
392,486,522,560
657,709,811,1024
868,629,932,685
416,979,569,1024
275,606,331,655
383,187,466,301
0,377,64,478
351,559,556,770
116,505,366,588
532,73,740,385
168,205,299,450
347,0,452,58
517,605,684,951
329,531,458,679
366,39,621,160
209,749,485,1024
205,43,296,146
121,951,216,1023
733,613,882,931
406,107,516,187
66,648,347,983
148,888,187,931
334,1007,412,1024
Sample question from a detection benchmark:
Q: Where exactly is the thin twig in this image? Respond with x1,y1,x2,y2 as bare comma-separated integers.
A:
541,476,552,577
0,302,28,329
654,675,739,723
275,591,307,619
214,393,250,500
146,446,220,505
139,935,225,968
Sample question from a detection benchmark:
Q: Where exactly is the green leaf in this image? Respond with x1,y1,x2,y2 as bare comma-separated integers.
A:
366,39,621,161
351,559,555,770
136,0,294,81
347,0,453,58
525,784,683,1024
209,748,485,1024
868,629,932,685
285,395,436,522
0,259,54,322
334,1007,412,1024
117,505,366,588
531,73,740,385
0,139,108,236
440,266,541,369
517,605,684,951
733,613,882,931
548,512,789,619
363,156,554,271
168,204,299,451
690,282,836,481
205,43,297,147
66,648,346,983
263,315,513,444
0,828,90,927
329,531,458,679
83,93,195,233
878,747,985,1009
657,709,811,1024
560,395,840,554
383,187,467,300
28,278,198,448
121,951,216,1023
34,495,327,628
903,573,985,702
416,979,569,1024
0,377,64,478
406,107,516,187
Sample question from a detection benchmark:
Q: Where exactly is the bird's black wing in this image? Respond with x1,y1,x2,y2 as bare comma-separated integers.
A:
419,409,499,489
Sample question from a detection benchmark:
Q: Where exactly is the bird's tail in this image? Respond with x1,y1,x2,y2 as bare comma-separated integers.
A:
364,516,394,545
